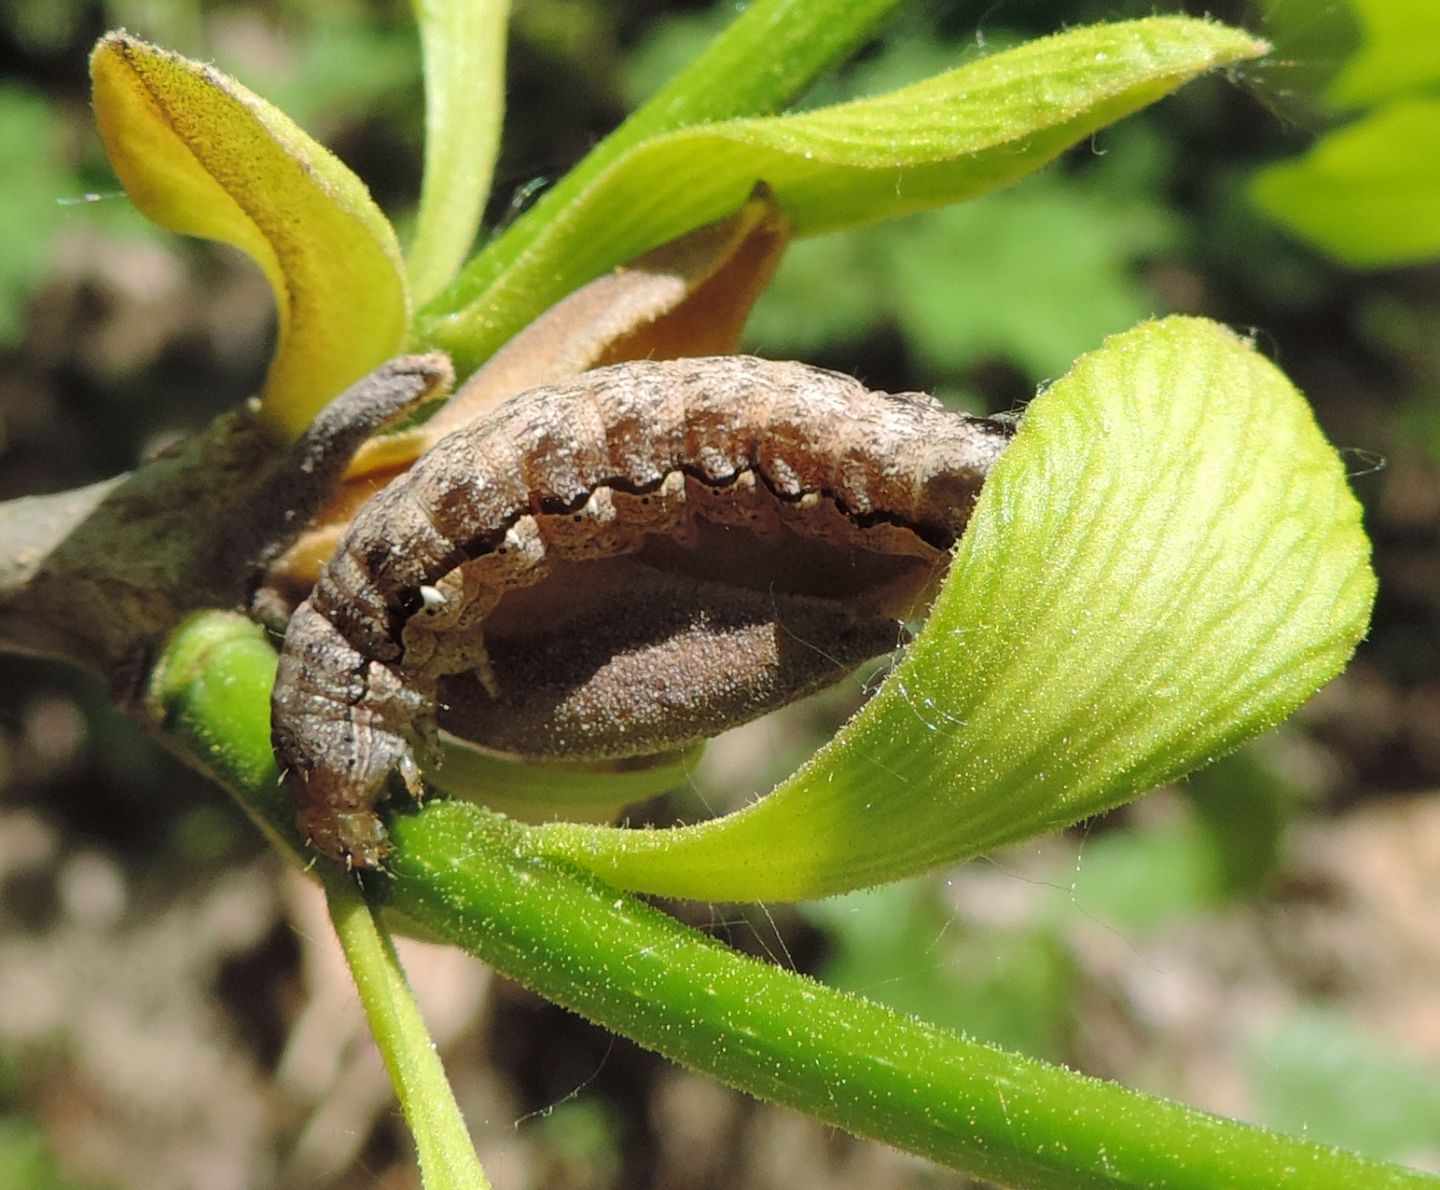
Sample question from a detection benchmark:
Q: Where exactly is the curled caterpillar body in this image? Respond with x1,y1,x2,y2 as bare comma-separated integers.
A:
272,355,1014,867
271,602,435,864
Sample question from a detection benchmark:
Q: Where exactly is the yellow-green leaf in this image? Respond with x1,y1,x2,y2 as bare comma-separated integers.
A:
420,18,1265,375
90,32,409,438
527,317,1375,901
406,0,509,306
1329,0,1440,109
1251,99,1440,268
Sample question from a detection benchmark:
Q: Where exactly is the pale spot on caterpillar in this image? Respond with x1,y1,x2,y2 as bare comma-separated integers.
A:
270,355,1014,867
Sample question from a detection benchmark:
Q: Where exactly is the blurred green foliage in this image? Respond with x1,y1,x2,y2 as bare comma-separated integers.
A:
1249,1005,1440,1162
0,89,70,348
1252,0,1440,266
0,1054,91,1190
5,0,93,56
0,1118,88,1190
1328,0,1440,108
1253,98,1440,267
1069,750,1292,931
806,881,1077,1060
531,1099,626,1186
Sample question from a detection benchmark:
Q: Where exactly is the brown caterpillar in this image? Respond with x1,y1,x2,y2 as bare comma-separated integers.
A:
271,355,1014,867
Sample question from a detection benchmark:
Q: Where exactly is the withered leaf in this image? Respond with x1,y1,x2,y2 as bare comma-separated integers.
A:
435,559,904,761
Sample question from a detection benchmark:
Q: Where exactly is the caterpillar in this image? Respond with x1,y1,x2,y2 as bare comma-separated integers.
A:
270,355,1014,867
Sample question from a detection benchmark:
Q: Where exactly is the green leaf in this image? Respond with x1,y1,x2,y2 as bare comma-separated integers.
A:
742,54,1182,379
528,317,1375,901
406,0,509,306
1251,99,1440,267
89,32,409,439
419,17,1266,375
428,741,700,820
426,0,911,348
0,87,69,348
1329,0,1440,109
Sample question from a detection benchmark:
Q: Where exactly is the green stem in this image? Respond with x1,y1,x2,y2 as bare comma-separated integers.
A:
382,801,1435,1190
154,613,487,1187
325,870,490,1190
416,0,908,334
152,613,1439,1190
406,0,510,306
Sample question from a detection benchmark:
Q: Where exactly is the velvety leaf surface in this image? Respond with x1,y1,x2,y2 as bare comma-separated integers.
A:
419,18,1265,374
530,317,1375,901
426,0,909,329
405,0,508,306
90,33,408,438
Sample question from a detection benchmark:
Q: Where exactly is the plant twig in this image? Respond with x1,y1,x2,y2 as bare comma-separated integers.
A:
326,870,490,1190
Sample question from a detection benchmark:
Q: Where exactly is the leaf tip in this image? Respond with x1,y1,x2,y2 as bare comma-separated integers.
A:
88,28,411,439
